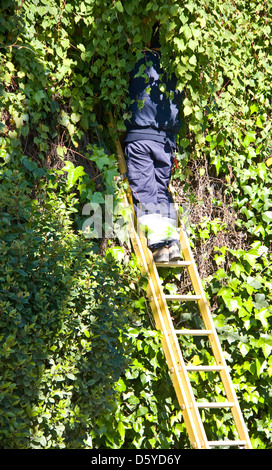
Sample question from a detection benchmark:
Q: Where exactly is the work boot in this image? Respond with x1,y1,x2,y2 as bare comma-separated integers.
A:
152,245,169,263
168,243,182,261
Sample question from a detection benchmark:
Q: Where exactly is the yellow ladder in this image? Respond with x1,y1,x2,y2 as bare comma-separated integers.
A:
115,139,252,449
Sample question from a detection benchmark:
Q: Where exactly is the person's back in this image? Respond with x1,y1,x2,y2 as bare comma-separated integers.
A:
125,50,182,147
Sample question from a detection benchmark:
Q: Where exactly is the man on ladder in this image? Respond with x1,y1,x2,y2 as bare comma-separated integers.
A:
124,23,183,263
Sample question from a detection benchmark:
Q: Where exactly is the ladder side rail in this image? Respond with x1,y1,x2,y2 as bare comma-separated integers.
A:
138,236,210,449
177,216,252,448
123,197,209,448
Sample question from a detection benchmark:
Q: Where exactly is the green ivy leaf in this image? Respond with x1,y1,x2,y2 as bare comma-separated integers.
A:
246,276,262,290
62,161,86,189
184,105,192,116
115,1,124,12
254,294,269,311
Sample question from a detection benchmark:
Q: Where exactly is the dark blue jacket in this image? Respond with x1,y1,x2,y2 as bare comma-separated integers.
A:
124,50,182,147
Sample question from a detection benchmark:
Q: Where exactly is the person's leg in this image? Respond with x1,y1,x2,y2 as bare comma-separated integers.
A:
125,140,157,219
152,141,175,218
152,141,180,253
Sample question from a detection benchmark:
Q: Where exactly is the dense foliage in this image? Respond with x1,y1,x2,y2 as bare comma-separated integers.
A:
0,0,272,448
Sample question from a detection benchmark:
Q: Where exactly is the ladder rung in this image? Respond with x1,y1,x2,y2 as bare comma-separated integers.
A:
196,402,235,409
156,261,191,267
208,440,247,447
186,365,223,372
175,329,213,336
165,294,202,301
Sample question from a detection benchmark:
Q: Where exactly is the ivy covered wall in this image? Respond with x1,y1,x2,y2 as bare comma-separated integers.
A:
0,0,272,449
